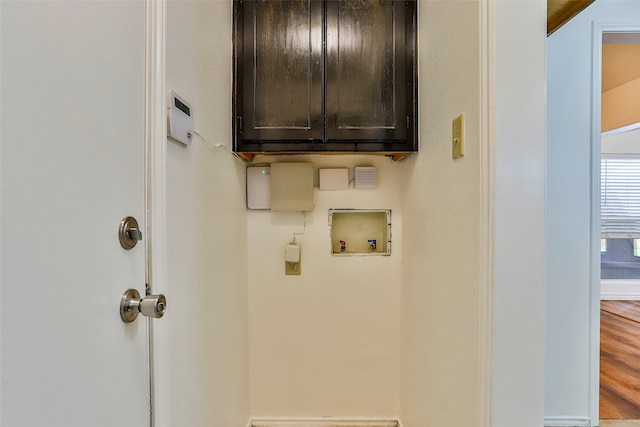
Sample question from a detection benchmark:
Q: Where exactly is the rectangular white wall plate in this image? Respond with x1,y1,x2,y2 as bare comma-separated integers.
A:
247,166,271,209
319,168,349,190
167,91,194,145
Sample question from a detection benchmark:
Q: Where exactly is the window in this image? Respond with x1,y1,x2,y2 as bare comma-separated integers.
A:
601,157,640,279
601,157,640,238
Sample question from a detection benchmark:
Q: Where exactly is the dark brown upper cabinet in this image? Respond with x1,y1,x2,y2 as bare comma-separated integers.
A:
233,0,418,161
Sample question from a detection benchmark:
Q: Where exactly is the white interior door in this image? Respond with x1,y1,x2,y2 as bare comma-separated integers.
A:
1,1,150,425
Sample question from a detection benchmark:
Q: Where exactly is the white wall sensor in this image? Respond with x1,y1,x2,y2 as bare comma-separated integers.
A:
167,91,194,145
246,166,271,209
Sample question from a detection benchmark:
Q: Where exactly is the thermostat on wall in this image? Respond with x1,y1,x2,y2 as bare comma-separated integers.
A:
167,91,194,145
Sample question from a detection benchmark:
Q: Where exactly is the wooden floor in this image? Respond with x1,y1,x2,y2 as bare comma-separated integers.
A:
601,300,640,419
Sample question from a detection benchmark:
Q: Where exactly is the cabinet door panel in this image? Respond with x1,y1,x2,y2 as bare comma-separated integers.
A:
326,0,407,142
233,0,417,155
239,0,323,142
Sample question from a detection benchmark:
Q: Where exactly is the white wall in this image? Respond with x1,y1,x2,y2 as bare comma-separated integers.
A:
493,1,546,425
401,2,547,427
165,1,249,425
0,0,550,425
248,155,403,418
546,1,640,424
400,1,482,427
246,2,547,426
602,127,640,154
163,1,548,424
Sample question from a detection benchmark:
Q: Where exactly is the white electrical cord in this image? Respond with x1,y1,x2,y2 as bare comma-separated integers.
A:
293,211,306,243
192,129,252,165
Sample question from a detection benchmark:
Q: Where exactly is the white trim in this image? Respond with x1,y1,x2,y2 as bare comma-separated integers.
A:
590,22,640,424
544,416,592,427
249,418,399,427
478,1,495,427
144,0,168,426
601,121,640,137
600,279,640,300
589,22,604,425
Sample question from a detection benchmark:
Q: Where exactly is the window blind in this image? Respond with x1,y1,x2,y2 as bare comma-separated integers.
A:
601,157,640,238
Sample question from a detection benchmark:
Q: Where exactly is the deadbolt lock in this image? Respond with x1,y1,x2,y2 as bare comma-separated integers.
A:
119,216,142,250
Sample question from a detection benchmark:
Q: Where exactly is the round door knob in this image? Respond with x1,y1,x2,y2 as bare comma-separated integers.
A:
140,294,167,319
120,289,167,323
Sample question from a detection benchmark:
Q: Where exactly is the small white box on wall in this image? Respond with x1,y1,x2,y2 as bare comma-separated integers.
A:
319,168,349,190
354,167,376,189
167,91,194,145
246,166,270,209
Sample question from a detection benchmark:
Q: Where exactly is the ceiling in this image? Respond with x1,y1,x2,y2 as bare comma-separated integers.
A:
602,44,640,92
547,0,595,35
601,37,640,133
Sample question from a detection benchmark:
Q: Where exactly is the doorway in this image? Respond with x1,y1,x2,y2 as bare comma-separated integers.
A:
594,27,640,426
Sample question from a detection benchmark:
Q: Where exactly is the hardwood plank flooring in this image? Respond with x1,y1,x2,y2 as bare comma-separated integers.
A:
601,421,640,427
601,301,640,419
603,301,640,324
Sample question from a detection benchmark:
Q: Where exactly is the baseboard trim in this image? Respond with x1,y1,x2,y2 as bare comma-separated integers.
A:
250,418,400,427
544,416,591,427
601,279,640,300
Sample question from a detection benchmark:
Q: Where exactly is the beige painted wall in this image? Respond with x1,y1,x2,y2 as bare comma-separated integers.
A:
165,1,250,425
247,0,483,424
162,0,548,424
161,0,544,425
400,1,481,426
248,155,403,418
0,0,548,425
